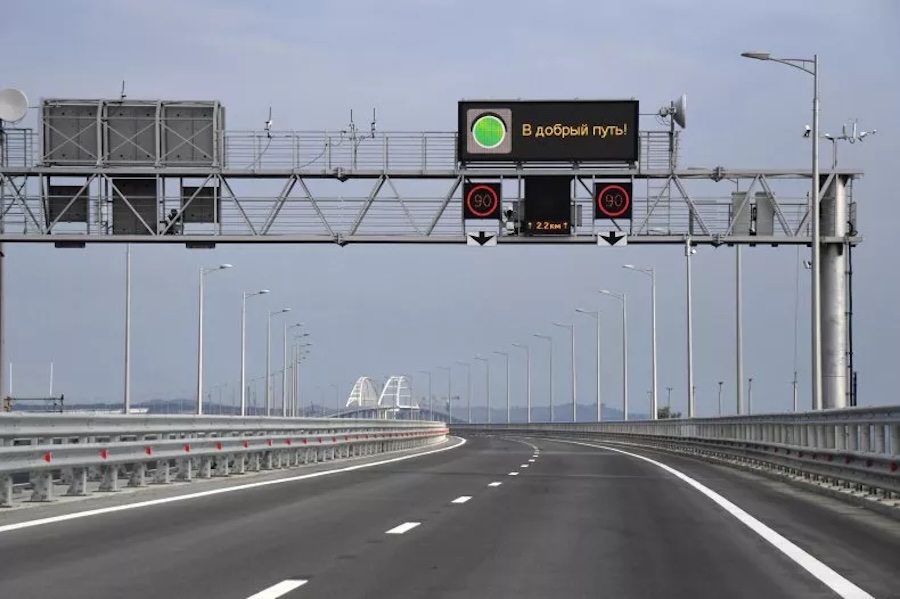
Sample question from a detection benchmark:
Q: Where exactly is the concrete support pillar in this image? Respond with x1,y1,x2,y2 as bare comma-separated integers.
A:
820,175,849,409
153,461,171,484
1,474,13,507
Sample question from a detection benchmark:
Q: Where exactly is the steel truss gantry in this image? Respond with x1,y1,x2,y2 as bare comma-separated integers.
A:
0,129,861,247
0,127,865,416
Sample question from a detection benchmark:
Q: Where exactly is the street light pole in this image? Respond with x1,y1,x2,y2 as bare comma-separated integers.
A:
685,238,695,418
534,334,553,422
623,265,658,419
494,351,510,423
240,289,269,416
475,355,490,423
418,370,432,420
123,244,132,414
266,307,291,416
741,51,821,411
717,381,723,416
438,365,451,423
512,343,531,423
576,309,601,422
553,322,576,422
196,263,232,415
599,290,628,420
282,323,304,417
455,361,471,423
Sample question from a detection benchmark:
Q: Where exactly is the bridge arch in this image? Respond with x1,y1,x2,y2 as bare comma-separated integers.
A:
345,376,379,408
378,375,416,408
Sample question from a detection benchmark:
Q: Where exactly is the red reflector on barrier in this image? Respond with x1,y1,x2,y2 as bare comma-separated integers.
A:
100,449,108,459
145,447,153,456
302,438,308,445
242,440,249,448
216,442,223,451
285,439,292,446
318,437,323,444
892,463,898,472
331,437,337,443
43,452,52,463
844,456,852,464
267,439,273,447
184,444,191,453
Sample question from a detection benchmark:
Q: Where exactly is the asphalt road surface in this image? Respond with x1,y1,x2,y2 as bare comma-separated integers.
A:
1,435,898,599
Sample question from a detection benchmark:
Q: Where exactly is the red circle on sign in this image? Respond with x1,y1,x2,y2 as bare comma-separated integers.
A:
596,184,630,218
465,185,499,218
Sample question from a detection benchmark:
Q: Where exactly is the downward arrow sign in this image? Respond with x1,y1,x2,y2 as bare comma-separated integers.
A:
598,231,627,246
467,231,497,247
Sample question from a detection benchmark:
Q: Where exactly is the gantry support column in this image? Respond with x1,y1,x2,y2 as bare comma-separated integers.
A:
820,174,849,409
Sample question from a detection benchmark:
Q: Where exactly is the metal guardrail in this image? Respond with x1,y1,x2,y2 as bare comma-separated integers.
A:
452,406,900,501
0,414,449,507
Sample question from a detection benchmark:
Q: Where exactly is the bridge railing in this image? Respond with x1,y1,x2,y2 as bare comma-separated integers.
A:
0,414,448,507
452,406,900,502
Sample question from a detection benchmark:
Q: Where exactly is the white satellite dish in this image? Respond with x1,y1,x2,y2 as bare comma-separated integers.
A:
672,93,686,128
658,94,687,129
0,88,28,123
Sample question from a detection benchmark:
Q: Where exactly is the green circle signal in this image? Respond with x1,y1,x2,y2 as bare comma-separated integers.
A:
471,114,506,149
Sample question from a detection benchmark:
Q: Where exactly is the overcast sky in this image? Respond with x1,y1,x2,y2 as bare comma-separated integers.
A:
2,0,898,418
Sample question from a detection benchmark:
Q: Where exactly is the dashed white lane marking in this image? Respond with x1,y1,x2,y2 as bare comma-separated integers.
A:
0,438,466,535
488,482,502,487
528,459,536,463
521,464,529,468
386,521,421,535
508,472,519,476
451,496,472,504
246,579,308,599
560,440,875,599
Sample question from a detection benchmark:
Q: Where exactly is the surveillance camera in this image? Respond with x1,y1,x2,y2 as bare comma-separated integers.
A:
803,125,811,138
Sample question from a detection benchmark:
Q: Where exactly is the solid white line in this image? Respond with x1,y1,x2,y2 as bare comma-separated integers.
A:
246,579,308,599
488,482,502,487
451,496,472,504
0,437,467,535
508,471,519,476
560,440,875,599
386,521,421,534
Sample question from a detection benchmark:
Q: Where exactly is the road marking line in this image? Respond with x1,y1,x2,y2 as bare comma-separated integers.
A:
0,438,467,535
521,464,529,468
528,459,535,463
508,471,519,476
561,440,875,599
246,579,308,599
451,496,472,504
488,482,502,487
386,521,421,534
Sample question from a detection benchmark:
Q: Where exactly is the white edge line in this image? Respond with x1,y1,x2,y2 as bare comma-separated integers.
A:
488,482,502,487
558,439,874,599
0,437,467,535
386,521,421,534
451,495,472,504
246,579,308,599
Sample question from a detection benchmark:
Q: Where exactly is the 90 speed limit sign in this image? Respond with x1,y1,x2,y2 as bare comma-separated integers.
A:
463,181,502,220
593,182,633,220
